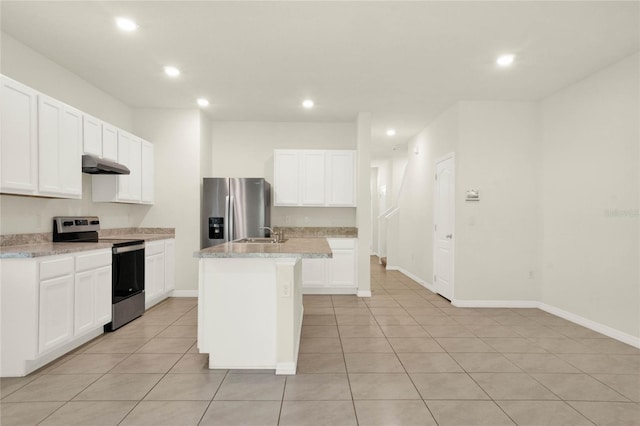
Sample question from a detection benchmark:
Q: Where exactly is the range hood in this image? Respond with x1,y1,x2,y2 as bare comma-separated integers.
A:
82,154,130,175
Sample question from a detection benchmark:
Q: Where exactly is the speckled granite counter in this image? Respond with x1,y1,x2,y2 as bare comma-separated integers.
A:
273,227,357,239
0,242,116,258
195,238,332,259
0,227,175,258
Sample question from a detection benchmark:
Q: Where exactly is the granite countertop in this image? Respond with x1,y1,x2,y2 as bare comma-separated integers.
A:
0,242,115,259
99,233,174,242
0,228,175,259
195,238,332,259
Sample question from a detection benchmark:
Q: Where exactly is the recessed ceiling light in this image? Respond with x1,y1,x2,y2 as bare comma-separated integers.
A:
115,17,138,32
197,98,210,107
302,99,314,109
386,129,397,137
496,54,515,67
164,66,181,78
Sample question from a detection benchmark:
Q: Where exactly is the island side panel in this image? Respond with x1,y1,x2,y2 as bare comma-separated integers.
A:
275,258,303,375
198,258,278,369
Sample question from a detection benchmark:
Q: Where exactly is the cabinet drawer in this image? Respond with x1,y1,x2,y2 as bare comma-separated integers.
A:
145,240,164,256
327,238,356,250
39,256,74,281
75,250,111,272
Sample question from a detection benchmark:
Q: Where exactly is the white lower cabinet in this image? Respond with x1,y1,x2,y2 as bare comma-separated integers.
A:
144,239,175,309
302,238,357,294
1,249,112,377
39,273,74,355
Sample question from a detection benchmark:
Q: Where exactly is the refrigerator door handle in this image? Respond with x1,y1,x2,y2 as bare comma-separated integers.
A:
229,196,235,241
224,195,230,242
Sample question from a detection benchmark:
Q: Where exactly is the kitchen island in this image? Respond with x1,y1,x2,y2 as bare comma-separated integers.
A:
194,238,331,375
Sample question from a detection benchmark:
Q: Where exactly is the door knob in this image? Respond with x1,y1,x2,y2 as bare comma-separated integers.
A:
445,234,452,239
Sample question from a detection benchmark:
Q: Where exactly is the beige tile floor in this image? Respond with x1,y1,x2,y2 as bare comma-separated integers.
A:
1,257,639,425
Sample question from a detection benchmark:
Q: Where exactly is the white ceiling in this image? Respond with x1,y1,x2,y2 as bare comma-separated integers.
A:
1,1,638,157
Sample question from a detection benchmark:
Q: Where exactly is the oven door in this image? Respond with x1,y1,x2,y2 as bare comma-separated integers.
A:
112,244,145,303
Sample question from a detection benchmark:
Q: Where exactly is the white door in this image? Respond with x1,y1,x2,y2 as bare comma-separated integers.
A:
102,124,118,161
434,154,455,300
164,240,175,293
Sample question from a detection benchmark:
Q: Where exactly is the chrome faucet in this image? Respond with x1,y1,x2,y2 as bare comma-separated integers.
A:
260,226,280,242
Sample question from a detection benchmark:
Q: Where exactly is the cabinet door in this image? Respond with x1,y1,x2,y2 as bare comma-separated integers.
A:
0,76,38,194
328,249,356,287
60,106,82,197
302,258,326,288
141,140,154,204
164,240,175,293
94,265,112,325
273,150,300,206
82,114,102,157
74,270,95,336
39,274,74,354
128,137,142,201
300,151,325,205
145,251,165,303
102,124,118,161
117,134,141,202
326,151,356,207
37,95,63,195
38,96,82,198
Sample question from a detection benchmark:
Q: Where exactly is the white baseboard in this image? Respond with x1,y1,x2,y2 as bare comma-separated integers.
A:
387,266,436,293
275,362,296,375
390,270,640,349
171,290,198,297
452,299,539,308
357,290,372,297
303,287,357,295
538,302,640,349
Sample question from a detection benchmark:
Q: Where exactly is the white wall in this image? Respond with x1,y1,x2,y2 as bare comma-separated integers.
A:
1,33,133,131
210,121,357,227
540,53,639,338
455,102,539,301
132,109,202,292
393,104,458,282
0,32,142,235
356,112,372,296
392,101,539,303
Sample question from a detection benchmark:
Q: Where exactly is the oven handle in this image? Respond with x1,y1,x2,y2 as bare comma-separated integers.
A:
112,243,145,254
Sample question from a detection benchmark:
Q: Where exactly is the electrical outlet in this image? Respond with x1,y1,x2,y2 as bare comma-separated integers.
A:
281,282,291,297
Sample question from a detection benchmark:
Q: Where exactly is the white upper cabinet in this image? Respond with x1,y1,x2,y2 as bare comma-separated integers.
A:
1,75,153,204
274,150,300,205
101,123,118,161
326,150,356,207
83,115,119,162
300,151,326,205
0,76,38,194
38,95,82,198
94,130,152,205
82,114,102,157
273,149,356,207
141,140,154,204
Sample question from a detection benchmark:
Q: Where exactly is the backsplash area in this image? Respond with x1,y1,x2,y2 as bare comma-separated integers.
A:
274,227,357,238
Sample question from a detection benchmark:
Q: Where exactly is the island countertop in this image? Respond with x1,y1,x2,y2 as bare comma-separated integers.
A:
194,238,332,259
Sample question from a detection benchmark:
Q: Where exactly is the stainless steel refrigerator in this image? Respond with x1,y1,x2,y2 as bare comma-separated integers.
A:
201,178,271,248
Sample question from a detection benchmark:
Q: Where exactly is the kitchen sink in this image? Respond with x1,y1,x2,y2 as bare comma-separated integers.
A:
233,237,287,244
